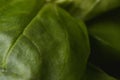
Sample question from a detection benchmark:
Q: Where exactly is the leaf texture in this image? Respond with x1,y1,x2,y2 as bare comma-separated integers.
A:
0,2,90,80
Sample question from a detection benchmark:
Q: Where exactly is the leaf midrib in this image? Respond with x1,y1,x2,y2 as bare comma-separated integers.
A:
1,5,43,69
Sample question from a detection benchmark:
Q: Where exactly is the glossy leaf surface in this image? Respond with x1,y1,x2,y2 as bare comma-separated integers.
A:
0,2,90,80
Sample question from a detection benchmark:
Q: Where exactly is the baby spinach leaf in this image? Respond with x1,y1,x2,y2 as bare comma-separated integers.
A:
31,3,90,80
82,64,117,80
0,0,45,66
0,0,45,80
0,2,90,80
61,0,120,20
85,0,120,20
88,8,120,78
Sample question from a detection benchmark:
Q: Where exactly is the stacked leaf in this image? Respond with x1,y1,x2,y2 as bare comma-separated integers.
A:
60,0,120,20
0,1,90,80
88,8,120,78
0,0,120,80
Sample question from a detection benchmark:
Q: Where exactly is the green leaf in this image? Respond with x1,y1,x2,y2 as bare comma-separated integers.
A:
88,9,120,78
85,0,120,20
88,9,120,61
61,0,120,20
82,64,117,80
0,2,90,80
31,3,90,80
0,0,45,80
